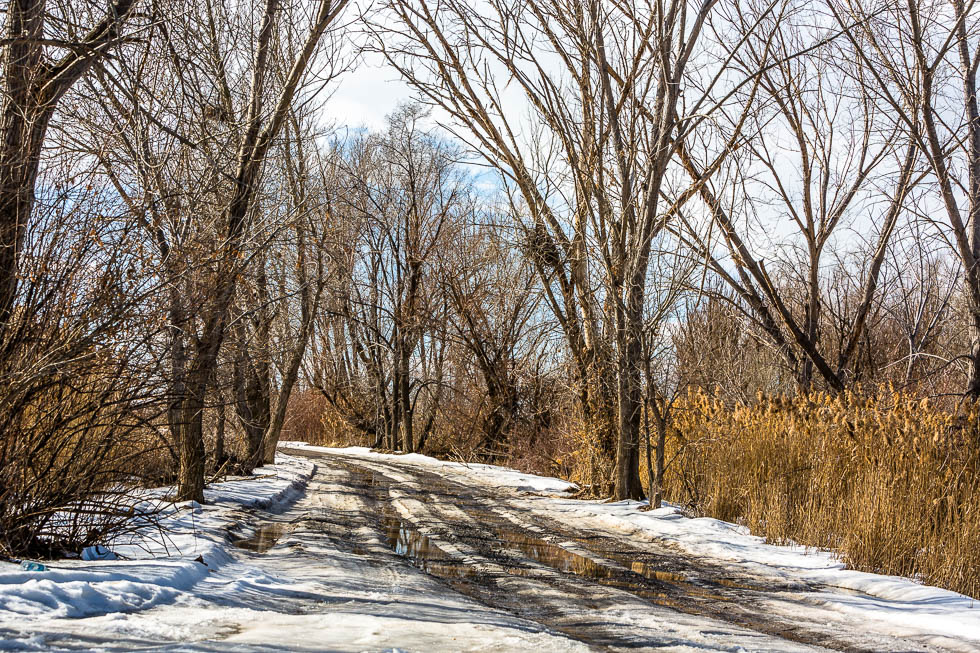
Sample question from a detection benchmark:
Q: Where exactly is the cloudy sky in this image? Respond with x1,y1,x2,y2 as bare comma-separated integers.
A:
326,50,415,131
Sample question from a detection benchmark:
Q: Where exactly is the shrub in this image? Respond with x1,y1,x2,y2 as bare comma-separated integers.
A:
0,380,163,557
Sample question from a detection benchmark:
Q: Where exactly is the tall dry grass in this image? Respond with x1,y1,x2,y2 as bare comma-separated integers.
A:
663,390,980,597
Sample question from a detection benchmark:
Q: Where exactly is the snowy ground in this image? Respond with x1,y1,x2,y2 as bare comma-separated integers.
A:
0,454,588,652
311,446,980,648
0,444,978,652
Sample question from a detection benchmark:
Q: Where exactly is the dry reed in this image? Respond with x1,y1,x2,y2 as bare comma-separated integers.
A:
662,389,980,598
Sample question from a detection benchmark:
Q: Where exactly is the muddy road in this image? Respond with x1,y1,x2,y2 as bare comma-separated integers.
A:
282,448,961,653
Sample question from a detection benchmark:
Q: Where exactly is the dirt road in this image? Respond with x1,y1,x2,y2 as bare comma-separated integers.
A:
285,448,963,652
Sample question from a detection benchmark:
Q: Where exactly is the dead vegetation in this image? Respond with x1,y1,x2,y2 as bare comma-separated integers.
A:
657,390,980,598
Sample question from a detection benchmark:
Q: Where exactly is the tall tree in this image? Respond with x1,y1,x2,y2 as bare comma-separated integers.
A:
309,105,461,453
377,0,773,498
86,0,351,501
0,0,139,330
678,1,921,392
830,0,980,397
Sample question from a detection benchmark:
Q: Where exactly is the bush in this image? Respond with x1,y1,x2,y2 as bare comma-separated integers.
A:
0,355,163,558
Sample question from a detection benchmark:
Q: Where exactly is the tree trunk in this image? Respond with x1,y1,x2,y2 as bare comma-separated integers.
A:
235,351,271,471
389,366,402,450
614,286,645,501
215,399,227,468
0,0,137,329
653,413,666,509
399,338,413,452
175,389,207,503
475,372,516,462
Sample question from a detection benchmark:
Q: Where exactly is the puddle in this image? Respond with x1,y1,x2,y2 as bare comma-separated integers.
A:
630,561,687,583
381,513,475,580
379,514,708,612
495,527,620,580
379,509,700,602
485,528,738,606
233,523,290,553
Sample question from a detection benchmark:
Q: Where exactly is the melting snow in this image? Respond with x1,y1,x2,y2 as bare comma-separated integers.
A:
0,444,977,651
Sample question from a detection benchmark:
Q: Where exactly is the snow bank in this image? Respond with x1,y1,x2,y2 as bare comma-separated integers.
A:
537,497,980,645
0,454,313,623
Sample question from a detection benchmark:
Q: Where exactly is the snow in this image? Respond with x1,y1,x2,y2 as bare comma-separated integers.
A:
1,443,978,651
533,498,980,648
0,456,313,623
0,453,588,652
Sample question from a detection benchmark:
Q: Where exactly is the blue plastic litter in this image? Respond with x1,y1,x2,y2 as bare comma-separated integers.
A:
81,545,117,561
20,561,47,572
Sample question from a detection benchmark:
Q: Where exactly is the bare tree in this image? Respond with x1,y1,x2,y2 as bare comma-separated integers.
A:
81,0,351,501
375,0,775,498
232,108,331,469
0,136,169,556
308,105,460,453
0,0,141,331
828,0,980,397
677,1,921,393
442,211,546,460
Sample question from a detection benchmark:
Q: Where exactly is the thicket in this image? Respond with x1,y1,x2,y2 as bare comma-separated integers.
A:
656,390,980,598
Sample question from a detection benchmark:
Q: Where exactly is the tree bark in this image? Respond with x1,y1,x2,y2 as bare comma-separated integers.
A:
174,0,349,501
175,375,208,503
614,279,646,501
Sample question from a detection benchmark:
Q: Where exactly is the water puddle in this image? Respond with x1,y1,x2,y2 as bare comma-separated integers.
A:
630,561,687,583
381,513,475,580
233,523,290,553
495,527,620,579
379,510,699,608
